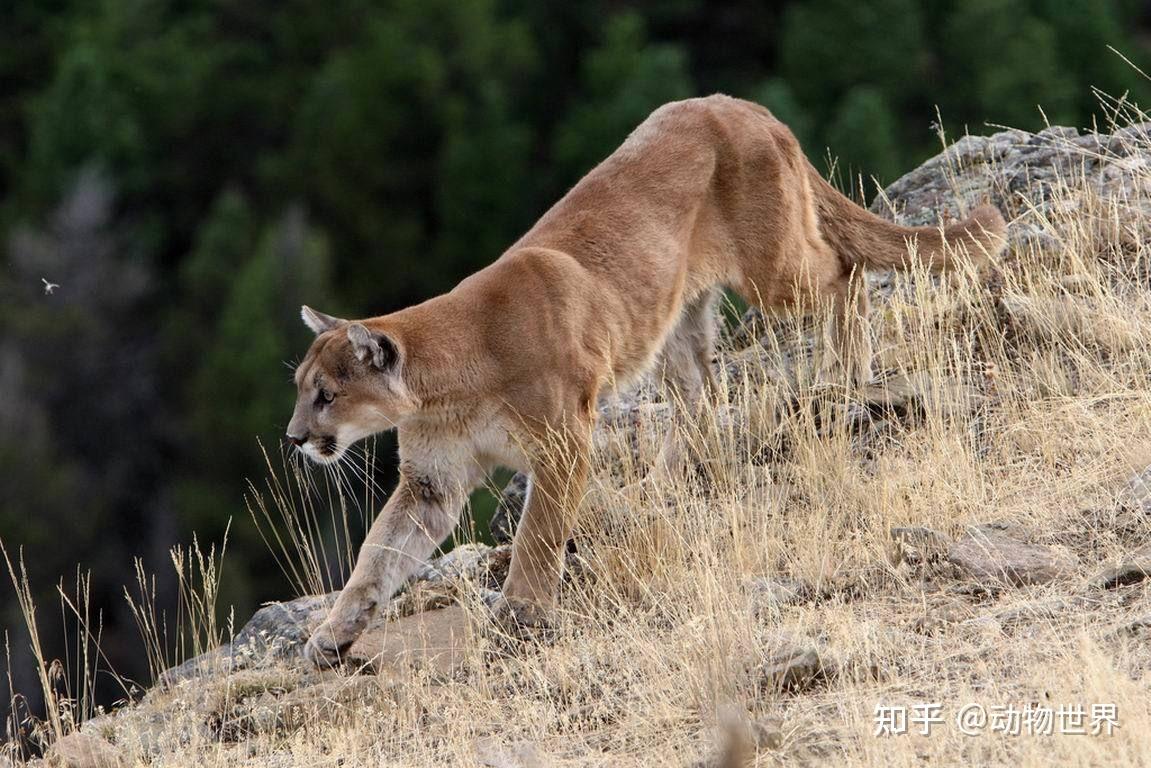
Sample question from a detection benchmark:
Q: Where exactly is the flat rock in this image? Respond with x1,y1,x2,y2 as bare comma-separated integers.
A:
161,545,510,686
348,605,472,675
45,732,124,768
1091,544,1151,589
947,528,1076,587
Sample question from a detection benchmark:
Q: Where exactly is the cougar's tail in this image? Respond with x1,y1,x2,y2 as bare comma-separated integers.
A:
808,164,1007,271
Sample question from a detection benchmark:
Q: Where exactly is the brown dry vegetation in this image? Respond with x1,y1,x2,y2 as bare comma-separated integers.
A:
9,115,1151,767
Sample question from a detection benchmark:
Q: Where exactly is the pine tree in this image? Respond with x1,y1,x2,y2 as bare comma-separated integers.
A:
826,86,903,185
941,0,1075,130
779,0,928,118
552,12,694,189
181,207,335,548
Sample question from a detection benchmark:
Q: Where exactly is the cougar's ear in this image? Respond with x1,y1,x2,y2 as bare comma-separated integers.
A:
347,323,398,370
301,305,347,335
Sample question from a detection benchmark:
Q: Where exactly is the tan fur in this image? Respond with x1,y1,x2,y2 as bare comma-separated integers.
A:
288,95,1007,665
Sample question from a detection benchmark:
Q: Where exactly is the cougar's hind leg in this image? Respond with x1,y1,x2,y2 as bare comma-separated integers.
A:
822,272,874,388
651,290,719,481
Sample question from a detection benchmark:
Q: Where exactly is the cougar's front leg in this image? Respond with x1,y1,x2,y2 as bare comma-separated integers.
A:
499,424,591,632
305,469,467,667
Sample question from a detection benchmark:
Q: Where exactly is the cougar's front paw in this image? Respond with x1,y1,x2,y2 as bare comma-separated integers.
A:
304,587,378,669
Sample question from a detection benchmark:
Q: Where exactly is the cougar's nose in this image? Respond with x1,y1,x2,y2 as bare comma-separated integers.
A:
286,431,309,447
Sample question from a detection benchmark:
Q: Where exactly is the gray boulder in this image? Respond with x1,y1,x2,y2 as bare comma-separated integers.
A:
947,527,1076,587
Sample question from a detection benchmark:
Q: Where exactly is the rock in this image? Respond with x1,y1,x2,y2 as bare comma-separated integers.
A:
160,593,335,686
999,294,1140,351
231,594,334,653
412,543,500,585
491,473,529,543
862,373,983,422
910,598,970,636
873,122,1151,246
211,675,381,742
1122,466,1151,514
889,526,951,566
759,637,834,692
348,605,473,675
1007,222,1061,253
947,527,1076,587
726,307,768,350
694,709,785,768
1114,468,1151,535
1091,545,1151,589
746,718,784,751
407,544,511,596
45,733,125,768
162,546,511,686
763,646,825,691
475,737,543,768
993,597,1091,628
745,577,809,613
700,716,784,768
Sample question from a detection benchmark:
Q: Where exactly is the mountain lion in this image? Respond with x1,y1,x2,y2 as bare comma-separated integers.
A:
286,94,1006,666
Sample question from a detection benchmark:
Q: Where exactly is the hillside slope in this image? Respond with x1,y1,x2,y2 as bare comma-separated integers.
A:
22,121,1151,767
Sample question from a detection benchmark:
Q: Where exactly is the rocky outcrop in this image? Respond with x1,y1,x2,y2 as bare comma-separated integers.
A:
160,594,335,687
154,543,514,693
872,123,1151,227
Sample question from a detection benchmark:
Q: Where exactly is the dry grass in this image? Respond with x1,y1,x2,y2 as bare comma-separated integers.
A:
10,114,1151,767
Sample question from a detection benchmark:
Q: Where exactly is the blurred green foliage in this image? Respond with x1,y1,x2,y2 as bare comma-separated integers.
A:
1,0,1149,719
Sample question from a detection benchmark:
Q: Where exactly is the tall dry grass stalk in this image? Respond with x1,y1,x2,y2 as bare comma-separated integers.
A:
5,531,238,756
247,440,386,598
124,530,230,684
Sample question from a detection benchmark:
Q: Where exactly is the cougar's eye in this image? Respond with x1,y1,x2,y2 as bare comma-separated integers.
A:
315,388,335,406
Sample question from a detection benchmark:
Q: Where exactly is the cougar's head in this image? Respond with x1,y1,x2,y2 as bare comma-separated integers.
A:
286,305,416,464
